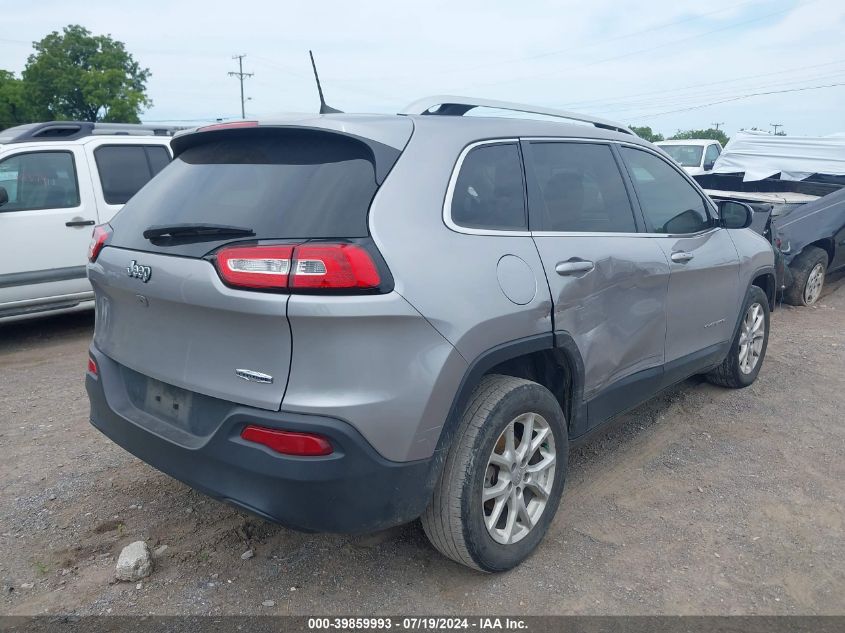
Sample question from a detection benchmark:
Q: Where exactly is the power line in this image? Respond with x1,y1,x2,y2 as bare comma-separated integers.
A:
771,123,784,134
628,82,845,120
228,54,254,119
712,122,725,131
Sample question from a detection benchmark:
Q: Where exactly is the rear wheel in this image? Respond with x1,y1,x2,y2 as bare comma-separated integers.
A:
706,285,769,389
421,375,567,572
784,246,828,306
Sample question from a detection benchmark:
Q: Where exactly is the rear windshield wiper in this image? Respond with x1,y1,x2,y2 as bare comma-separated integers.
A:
143,223,255,240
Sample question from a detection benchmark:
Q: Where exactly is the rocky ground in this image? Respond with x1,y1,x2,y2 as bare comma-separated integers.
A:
1,275,843,616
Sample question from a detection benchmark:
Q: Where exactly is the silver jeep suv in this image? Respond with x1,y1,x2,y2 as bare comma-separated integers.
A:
85,97,775,571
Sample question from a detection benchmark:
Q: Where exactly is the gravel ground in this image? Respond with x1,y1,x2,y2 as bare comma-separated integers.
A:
1,274,843,616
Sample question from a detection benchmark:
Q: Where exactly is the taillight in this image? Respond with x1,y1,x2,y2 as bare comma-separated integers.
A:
87,357,98,376
241,425,333,456
290,244,380,290
215,245,294,289
214,243,382,292
88,224,111,262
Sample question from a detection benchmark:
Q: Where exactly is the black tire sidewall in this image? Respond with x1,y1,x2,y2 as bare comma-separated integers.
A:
461,382,568,572
787,247,828,306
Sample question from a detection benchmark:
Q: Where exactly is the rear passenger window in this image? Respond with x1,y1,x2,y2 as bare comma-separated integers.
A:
528,142,636,232
95,145,172,205
621,147,711,234
450,143,526,231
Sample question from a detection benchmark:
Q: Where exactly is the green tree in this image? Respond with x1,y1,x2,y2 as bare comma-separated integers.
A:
669,128,729,146
22,25,151,123
630,125,664,142
0,70,31,129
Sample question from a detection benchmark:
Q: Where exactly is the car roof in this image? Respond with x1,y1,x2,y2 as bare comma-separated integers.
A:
175,112,651,153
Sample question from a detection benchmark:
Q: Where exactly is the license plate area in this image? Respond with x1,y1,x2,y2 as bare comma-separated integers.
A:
142,378,193,427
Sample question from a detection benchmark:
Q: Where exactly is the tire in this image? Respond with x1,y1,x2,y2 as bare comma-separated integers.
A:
706,285,770,389
784,246,828,306
421,374,568,572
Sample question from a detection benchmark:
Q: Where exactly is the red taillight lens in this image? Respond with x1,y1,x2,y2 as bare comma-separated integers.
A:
215,245,294,289
241,425,333,456
290,244,381,290
214,243,381,292
87,358,98,376
88,225,111,262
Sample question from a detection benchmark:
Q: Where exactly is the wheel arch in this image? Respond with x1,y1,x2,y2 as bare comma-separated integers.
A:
425,333,585,489
750,266,777,311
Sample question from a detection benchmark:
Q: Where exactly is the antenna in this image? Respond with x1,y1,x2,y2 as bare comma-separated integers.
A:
309,50,342,114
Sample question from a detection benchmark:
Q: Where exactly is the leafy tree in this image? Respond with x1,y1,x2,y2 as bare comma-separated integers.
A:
0,70,31,129
669,128,729,146
630,125,664,142
22,25,151,123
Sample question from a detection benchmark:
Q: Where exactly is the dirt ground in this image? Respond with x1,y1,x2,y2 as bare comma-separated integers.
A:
1,275,843,617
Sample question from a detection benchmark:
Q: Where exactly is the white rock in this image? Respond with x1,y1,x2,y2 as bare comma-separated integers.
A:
262,600,275,607
241,549,254,560
153,545,168,557
115,541,153,582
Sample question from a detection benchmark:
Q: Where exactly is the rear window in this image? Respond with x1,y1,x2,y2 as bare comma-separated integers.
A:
95,145,172,205
109,132,379,257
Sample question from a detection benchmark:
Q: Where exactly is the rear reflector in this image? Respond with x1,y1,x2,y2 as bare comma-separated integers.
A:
88,224,111,263
214,243,381,292
87,358,98,376
241,425,333,456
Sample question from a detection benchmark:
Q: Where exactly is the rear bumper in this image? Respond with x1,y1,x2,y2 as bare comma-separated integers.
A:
86,346,433,533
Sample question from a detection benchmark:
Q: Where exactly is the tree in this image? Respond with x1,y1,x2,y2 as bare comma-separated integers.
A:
630,125,664,142
0,70,31,129
22,25,151,123
669,128,729,146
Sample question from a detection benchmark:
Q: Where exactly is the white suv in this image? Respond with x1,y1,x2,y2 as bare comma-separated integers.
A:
0,122,176,322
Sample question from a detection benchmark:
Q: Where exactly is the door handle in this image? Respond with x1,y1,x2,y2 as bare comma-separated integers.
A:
671,251,694,263
66,218,95,227
555,260,594,275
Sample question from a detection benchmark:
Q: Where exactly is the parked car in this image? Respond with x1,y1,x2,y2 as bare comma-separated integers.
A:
696,131,845,305
655,139,722,176
85,97,775,572
0,121,178,323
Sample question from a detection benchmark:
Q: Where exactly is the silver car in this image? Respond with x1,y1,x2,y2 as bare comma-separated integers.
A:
85,96,775,571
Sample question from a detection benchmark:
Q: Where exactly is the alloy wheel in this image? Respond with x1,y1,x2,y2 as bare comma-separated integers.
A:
482,412,556,545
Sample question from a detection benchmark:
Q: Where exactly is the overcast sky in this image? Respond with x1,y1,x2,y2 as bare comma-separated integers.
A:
2,0,844,136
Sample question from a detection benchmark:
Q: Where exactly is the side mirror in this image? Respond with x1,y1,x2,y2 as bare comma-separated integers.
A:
703,160,715,171
718,200,753,229
0,186,8,206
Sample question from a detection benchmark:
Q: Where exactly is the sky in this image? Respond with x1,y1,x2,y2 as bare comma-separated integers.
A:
1,0,844,137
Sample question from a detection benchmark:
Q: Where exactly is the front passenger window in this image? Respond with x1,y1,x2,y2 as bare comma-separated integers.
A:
621,147,711,234
0,151,80,212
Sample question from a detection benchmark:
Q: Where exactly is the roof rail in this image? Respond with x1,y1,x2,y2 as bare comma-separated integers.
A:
0,121,187,144
399,95,633,135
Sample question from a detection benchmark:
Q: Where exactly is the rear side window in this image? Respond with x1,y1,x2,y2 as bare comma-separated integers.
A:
108,131,380,257
0,151,79,212
95,145,172,205
450,143,526,231
621,147,711,234
528,142,636,232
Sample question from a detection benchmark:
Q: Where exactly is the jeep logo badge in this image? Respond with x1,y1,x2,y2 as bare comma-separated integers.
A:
127,260,152,283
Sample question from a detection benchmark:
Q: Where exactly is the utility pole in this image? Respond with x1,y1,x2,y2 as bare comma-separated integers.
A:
771,123,783,135
228,54,254,119
711,122,724,131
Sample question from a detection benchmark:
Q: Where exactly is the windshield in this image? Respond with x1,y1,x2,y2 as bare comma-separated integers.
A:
660,145,704,167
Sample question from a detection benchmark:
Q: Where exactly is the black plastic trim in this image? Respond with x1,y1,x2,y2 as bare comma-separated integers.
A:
0,265,88,289
87,346,431,533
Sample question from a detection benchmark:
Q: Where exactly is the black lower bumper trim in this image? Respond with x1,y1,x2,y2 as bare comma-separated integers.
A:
86,346,432,533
